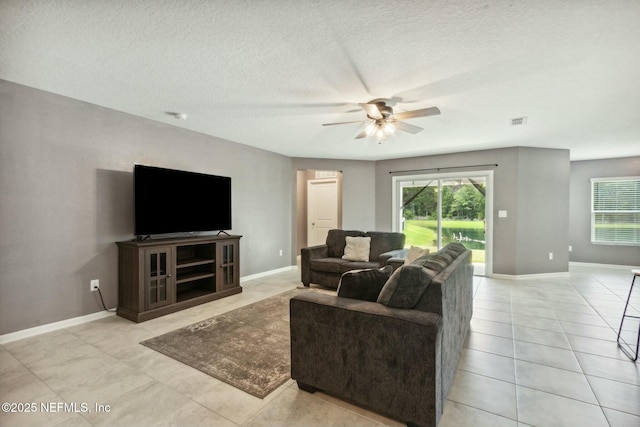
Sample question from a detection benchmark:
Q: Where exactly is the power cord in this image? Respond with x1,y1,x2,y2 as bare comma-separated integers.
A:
96,288,117,312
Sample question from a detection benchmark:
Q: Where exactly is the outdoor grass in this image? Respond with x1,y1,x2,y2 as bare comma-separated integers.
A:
403,219,486,263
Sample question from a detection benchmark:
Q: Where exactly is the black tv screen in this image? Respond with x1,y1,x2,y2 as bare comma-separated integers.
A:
134,165,231,236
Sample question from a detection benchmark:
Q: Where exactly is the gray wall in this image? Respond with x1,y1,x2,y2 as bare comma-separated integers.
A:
375,147,571,275
569,157,640,265
0,81,293,335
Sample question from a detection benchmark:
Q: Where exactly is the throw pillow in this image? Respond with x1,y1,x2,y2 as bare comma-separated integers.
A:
377,265,436,308
404,245,428,264
342,236,371,262
337,266,393,302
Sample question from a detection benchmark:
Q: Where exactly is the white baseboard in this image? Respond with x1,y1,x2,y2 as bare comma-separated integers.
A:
0,310,116,345
570,261,639,270
240,265,298,283
489,262,639,280
489,271,570,280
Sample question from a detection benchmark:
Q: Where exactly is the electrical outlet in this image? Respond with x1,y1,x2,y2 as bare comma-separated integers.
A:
279,249,283,256
548,252,554,260
90,279,99,292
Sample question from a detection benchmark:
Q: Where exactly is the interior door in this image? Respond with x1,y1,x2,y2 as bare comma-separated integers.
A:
307,178,339,246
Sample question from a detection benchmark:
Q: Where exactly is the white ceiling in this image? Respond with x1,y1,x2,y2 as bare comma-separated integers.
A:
2,0,639,161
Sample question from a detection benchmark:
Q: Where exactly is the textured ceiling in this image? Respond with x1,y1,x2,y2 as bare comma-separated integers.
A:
2,0,639,161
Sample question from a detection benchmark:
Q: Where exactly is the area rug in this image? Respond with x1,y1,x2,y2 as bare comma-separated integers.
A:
141,289,305,399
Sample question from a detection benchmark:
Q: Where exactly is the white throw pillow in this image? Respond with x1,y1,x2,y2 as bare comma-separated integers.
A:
404,245,428,264
342,236,371,262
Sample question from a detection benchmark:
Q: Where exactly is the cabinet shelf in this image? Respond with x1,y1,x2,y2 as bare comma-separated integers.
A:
176,272,215,284
177,258,215,268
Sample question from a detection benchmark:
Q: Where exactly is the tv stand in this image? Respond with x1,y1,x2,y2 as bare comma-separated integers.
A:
116,235,242,322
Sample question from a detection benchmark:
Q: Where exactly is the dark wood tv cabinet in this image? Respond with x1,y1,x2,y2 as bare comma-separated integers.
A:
116,235,242,322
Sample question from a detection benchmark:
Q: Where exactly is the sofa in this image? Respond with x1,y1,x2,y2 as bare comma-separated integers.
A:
290,242,474,427
301,229,406,289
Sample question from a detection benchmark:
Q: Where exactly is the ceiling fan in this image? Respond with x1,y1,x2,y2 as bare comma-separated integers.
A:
322,101,440,140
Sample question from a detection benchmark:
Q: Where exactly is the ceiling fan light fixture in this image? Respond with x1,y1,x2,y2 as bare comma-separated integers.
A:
365,122,377,136
383,122,395,135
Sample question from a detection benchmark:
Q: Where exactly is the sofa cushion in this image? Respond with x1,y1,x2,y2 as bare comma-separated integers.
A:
443,242,467,257
337,266,393,302
412,251,453,272
309,258,353,274
377,265,436,308
365,232,406,260
326,229,365,258
342,236,371,261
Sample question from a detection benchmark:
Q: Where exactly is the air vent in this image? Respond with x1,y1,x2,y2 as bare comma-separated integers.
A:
511,117,528,126
315,170,338,179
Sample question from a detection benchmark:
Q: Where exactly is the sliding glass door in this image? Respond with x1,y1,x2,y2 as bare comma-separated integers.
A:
393,171,493,276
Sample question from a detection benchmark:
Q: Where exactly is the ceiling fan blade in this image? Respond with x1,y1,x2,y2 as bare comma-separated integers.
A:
355,130,368,139
359,103,383,119
393,106,441,121
395,121,424,134
322,120,366,126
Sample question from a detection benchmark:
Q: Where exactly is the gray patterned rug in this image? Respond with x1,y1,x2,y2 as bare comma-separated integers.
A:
141,289,303,398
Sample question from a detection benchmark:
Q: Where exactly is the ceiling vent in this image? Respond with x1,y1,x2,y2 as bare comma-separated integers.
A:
511,117,528,126
315,170,338,179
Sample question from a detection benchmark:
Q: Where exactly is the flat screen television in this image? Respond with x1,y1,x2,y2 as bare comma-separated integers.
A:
134,165,231,236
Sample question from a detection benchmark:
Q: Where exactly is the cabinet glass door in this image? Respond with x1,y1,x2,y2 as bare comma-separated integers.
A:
217,241,238,291
146,248,172,309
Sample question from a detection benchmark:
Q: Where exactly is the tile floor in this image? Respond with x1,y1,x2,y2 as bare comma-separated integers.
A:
1,265,639,426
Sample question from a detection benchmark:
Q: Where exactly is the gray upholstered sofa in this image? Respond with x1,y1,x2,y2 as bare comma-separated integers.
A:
290,243,474,427
301,229,406,289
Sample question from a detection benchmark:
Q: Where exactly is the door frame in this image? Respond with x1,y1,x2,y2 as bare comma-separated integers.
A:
391,170,494,276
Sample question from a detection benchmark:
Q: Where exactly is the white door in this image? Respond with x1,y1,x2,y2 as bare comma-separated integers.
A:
307,178,339,246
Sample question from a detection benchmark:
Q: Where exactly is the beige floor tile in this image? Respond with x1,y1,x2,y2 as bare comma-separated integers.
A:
0,390,79,427
512,325,571,349
243,387,364,427
575,352,640,386
513,340,582,372
587,375,640,416
470,318,513,339
84,381,236,427
602,408,640,427
457,348,515,382
514,360,598,404
447,370,517,420
516,386,608,427
464,331,514,358
440,400,517,427
567,334,630,360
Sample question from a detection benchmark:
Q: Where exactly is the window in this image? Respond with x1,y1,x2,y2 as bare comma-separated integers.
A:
591,177,640,245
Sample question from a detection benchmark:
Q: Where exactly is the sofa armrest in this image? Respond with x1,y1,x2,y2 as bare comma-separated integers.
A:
290,292,443,427
300,244,329,286
378,248,408,266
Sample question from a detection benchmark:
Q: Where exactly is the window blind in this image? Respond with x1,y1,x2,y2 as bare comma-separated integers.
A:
591,177,640,245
